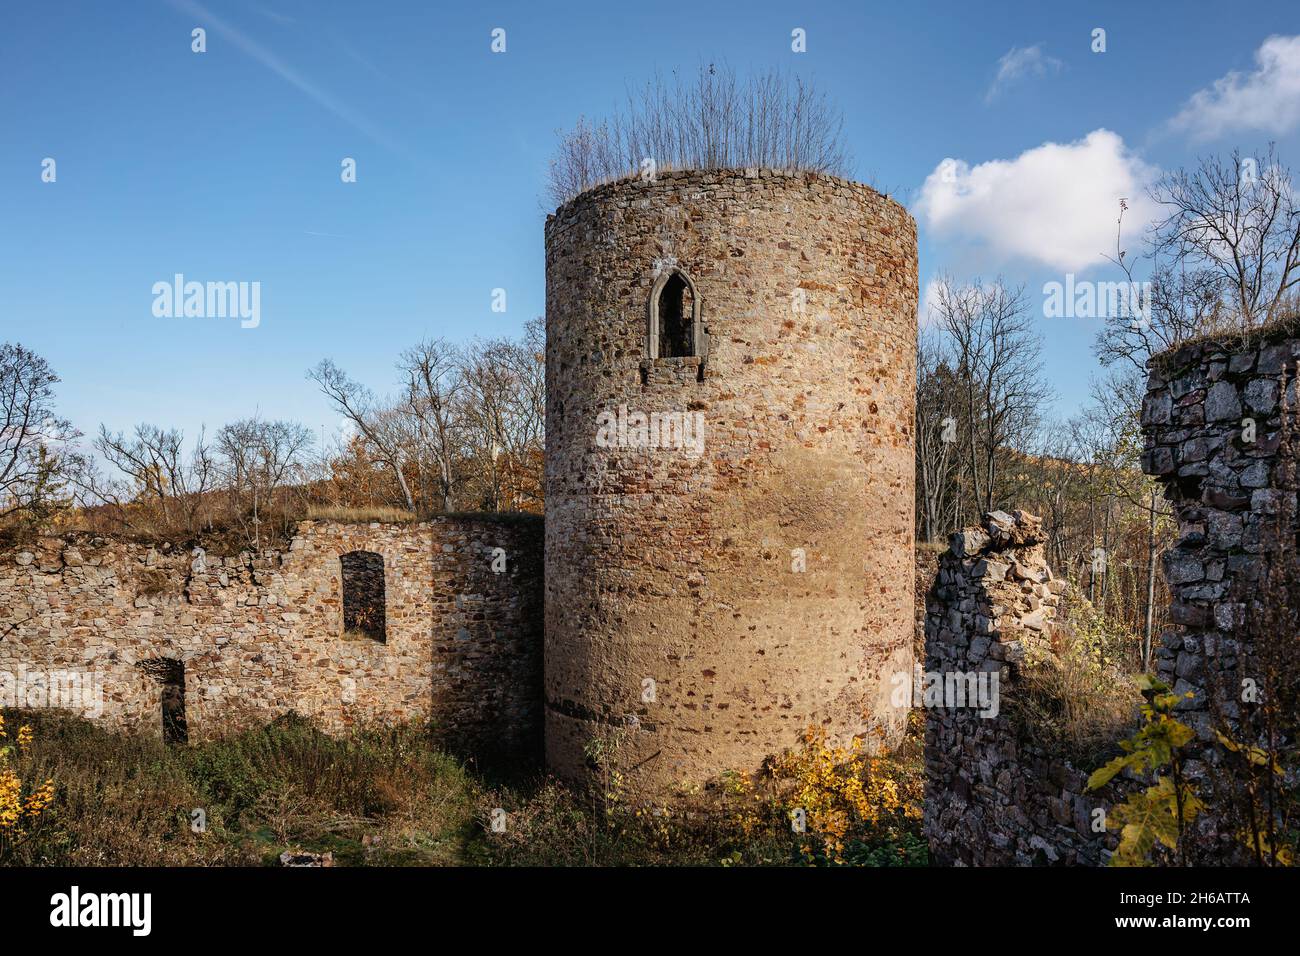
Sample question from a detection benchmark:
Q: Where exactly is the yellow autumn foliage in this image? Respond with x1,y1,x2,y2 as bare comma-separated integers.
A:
768,725,911,863
0,713,55,849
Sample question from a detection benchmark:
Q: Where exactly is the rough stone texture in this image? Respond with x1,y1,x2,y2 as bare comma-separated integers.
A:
0,516,543,760
925,324,1300,866
924,511,1136,865
1140,326,1299,775
544,168,917,792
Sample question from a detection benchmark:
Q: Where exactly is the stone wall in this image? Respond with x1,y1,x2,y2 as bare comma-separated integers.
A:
0,515,543,759
924,510,1136,865
1140,325,1299,773
925,324,1300,865
544,168,917,793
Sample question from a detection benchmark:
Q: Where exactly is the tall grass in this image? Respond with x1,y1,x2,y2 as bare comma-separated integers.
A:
3,712,479,866
1005,594,1142,766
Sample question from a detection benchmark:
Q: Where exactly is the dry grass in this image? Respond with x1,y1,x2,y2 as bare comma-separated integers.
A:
132,567,173,597
1005,596,1142,766
303,505,419,524
1152,310,1300,374
2,712,480,866
1,710,928,868
547,65,852,207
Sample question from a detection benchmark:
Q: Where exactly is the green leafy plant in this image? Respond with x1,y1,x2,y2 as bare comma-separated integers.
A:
1087,675,1201,866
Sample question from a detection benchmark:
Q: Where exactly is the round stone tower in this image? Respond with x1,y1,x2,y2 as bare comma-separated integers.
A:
544,168,917,794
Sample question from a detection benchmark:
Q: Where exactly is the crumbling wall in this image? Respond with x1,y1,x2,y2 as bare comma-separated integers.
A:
924,510,1136,865
926,324,1300,866
0,515,543,759
1140,327,1298,771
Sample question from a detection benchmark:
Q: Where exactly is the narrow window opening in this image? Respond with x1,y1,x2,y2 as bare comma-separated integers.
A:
341,550,387,643
657,273,694,358
139,658,188,744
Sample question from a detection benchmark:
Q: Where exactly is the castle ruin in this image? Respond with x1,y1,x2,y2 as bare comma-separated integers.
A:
924,323,1300,865
2,168,919,796
544,168,918,791
2,165,1293,855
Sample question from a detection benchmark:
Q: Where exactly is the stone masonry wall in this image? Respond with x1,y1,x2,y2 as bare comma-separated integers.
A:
926,323,1300,866
0,515,543,759
924,510,1137,865
544,168,917,793
1140,325,1299,777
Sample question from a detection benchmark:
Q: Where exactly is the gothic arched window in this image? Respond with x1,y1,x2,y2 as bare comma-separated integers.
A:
648,269,703,359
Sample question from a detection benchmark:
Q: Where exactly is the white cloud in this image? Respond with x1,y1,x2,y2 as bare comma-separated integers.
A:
914,129,1159,273
985,45,1062,103
1169,35,1300,140
918,279,944,329
918,277,1007,329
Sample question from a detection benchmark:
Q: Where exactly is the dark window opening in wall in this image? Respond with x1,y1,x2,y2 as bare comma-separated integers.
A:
656,272,695,358
341,550,387,643
139,658,188,744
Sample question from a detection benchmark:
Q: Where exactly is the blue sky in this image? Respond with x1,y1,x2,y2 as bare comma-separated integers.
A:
3,0,1299,448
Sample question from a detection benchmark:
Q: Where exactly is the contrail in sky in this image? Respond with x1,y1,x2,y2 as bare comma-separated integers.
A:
165,0,410,158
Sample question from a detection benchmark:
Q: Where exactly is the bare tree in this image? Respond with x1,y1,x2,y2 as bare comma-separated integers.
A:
1019,422,1088,573
310,318,545,517
1081,369,1173,668
1153,147,1300,327
399,339,465,513
547,65,851,207
1098,147,1300,372
0,343,79,520
307,360,416,512
932,276,1052,516
915,331,961,542
91,424,215,533
215,416,313,547
457,321,545,512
